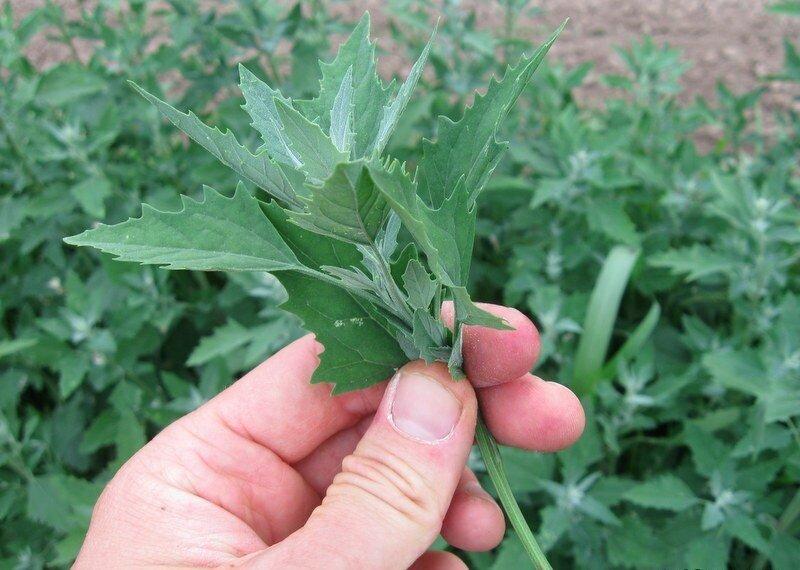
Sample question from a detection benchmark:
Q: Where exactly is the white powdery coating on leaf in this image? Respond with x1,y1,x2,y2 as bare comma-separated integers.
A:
333,317,366,328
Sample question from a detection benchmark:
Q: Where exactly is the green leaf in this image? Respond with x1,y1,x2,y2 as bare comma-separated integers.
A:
573,246,639,396
57,352,90,399
36,64,104,105
367,159,474,287
762,380,800,424
682,423,732,478
187,320,254,366
273,98,347,182
130,82,303,208
724,514,770,554
600,302,660,379
452,287,512,329
70,176,112,218
448,324,465,379
592,476,637,506
623,474,699,511
402,258,437,310
607,515,670,568
280,273,406,393
650,245,737,281
0,337,38,360
370,26,436,156
26,476,74,532
262,202,407,391
295,13,393,158
52,526,91,567
558,411,603,480
703,348,800,424
0,195,26,242
373,27,562,288
415,23,565,210
702,349,765,397
65,185,302,272
491,537,529,569
536,506,571,551
500,447,556,493
80,409,118,454
329,65,355,154
238,64,302,168
768,532,800,570
579,493,621,525
768,1,800,16
685,534,729,570
27,474,100,533
291,160,389,245
411,309,448,362
586,198,641,247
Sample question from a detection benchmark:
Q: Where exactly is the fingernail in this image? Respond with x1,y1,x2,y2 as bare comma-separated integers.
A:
389,371,462,442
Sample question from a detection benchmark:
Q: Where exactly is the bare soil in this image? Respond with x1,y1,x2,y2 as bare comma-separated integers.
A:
531,0,800,111
11,0,800,110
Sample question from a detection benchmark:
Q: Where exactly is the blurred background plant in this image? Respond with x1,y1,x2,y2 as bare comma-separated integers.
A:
1,0,798,567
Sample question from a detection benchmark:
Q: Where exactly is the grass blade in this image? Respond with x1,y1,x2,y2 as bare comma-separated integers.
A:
600,302,661,379
572,246,639,396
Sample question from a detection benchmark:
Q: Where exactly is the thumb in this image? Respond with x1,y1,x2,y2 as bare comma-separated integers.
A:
252,360,477,569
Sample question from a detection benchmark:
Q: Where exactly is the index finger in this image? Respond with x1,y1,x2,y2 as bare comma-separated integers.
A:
441,301,541,388
442,301,585,451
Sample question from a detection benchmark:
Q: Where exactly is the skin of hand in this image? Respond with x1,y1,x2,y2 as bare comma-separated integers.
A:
75,303,585,569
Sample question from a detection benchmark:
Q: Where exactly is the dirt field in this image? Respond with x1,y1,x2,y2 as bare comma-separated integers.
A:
11,0,800,110
534,0,800,110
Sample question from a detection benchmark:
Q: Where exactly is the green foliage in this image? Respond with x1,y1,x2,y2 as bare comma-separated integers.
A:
67,12,538,390
1,2,314,563
129,83,305,208
65,185,303,272
2,1,799,568
292,160,390,244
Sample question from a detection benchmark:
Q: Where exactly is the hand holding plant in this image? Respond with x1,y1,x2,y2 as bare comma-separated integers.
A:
75,306,583,568
66,13,578,568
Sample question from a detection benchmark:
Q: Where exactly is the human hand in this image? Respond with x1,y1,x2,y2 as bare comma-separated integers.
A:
75,303,584,569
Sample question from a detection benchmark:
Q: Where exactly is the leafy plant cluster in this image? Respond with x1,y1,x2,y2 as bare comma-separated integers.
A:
1,1,799,568
66,12,554,393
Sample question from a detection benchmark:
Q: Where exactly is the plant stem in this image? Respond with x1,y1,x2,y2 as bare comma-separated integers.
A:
297,266,382,306
368,243,414,323
476,416,552,570
753,485,800,570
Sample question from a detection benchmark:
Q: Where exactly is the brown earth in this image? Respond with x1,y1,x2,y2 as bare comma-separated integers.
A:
11,0,800,110
533,0,800,111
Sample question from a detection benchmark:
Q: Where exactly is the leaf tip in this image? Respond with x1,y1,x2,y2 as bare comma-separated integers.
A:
62,233,83,246
127,80,151,100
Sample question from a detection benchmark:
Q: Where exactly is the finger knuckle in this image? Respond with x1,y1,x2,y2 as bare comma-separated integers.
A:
332,445,441,536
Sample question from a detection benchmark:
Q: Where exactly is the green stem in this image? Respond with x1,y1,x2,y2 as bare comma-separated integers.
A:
753,485,800,570
368,243,414,323
476,416,552,570
297,266,382,306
